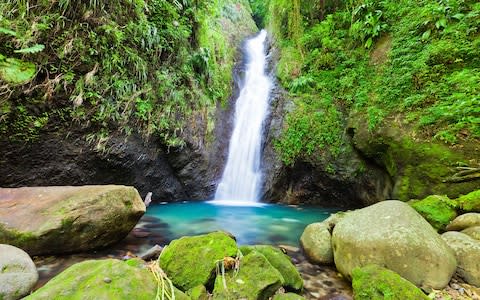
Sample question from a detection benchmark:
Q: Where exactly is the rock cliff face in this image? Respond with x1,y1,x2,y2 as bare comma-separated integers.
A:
260,48,392,207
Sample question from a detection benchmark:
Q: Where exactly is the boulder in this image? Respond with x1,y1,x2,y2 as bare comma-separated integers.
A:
446,213,480,231
272,293,306,300
240,245,303,291
457,189,480,212
0,244,38,300
159,231,238,291
462,226,480,240
213,251,284,300
409,195,457,231
24,258,189,300
352,265,429,300
300,222,334,265
332,200,456,289
0,186,145,255
442,231,480,286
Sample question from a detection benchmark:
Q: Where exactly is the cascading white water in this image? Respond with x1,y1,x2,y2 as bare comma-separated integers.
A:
213,30,272,205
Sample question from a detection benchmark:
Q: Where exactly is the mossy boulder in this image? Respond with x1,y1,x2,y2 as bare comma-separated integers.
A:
0,244,38,300
239,245,303,291
457,190,480,212
332,201,456,289
300,222,334,265
24,259,190,300
0,186,145,255
446,213,480,231
272,292,306,300
352,265,429,300
442,231,480,287
212,251,284,300
409,195,457,231
349,117,478,201
462,226,480,241
159,231,238,291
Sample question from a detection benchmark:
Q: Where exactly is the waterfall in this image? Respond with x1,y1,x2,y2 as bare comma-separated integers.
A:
213,30,272,205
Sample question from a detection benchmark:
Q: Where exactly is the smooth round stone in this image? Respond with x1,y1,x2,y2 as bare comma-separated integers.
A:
0,244,39,300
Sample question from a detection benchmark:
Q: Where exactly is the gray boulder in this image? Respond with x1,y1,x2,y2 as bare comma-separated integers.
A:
446,213,480,231
300,212,348,265
300,222,333,265
0,244,38,300
332,200,456,289
0,186,145,255
462,226,480,240
442,231,480,286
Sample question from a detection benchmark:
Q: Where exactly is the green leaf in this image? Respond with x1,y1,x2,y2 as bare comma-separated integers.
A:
0,57,36,84
421,29,431,41
435,18,447,29
452,13,465,20
14,44,45,54
0,27,17,36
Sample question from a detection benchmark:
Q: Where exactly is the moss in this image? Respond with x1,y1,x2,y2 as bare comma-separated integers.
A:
213,251,284,300
352,265,429,300
159,231,238,291
409,195,458,231
272,293,306,300
239,245,303,291
187,285,209,300
457,190,480,212
24,259,161,300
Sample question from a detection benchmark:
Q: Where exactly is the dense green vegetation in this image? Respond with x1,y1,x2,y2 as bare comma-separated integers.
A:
252,0,480,165
0,0,255,148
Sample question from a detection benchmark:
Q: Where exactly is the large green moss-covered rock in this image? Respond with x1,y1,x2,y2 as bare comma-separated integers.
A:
24,259,189,300
352,265,429,300
239,245,303,291
332,200,456,289
159,231,238,291
212,251,284,300
349,117,478,201
409,195,457,231
457,190,480,212
442,231,480,287
0,186,145,255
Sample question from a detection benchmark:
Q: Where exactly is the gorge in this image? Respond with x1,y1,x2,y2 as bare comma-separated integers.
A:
1,0,480,299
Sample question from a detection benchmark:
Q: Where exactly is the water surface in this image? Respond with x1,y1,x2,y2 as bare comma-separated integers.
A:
144,201,336,246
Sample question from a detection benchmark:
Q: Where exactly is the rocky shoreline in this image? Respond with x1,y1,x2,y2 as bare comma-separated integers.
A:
1,186,480,299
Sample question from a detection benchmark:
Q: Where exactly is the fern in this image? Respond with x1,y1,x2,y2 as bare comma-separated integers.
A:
14,44,45,54
0,27,17,36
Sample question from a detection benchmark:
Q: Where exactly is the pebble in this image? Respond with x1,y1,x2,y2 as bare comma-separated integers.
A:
103,277,112,284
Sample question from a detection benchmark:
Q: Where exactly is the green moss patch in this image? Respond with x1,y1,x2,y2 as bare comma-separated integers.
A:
410,195,458,231
240,245,303,291
457,190,480,212
352,265,429,300
24,259,158,300
213,251,284,300
159,231,238,291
